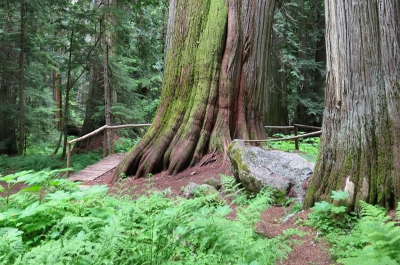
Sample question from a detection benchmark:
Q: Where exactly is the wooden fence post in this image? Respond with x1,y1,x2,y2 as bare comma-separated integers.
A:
103,127,108,158
66,143,71,177
293,125,299,150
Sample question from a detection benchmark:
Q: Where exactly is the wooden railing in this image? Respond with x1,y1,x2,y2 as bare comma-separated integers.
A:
66,124,151,177
66,123,320,177
247,124,322,149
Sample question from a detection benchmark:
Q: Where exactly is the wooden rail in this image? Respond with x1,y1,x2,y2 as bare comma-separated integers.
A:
260,124,321,150
66,124,151,177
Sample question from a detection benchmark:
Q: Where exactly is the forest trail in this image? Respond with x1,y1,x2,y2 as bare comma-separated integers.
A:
68,153,124,182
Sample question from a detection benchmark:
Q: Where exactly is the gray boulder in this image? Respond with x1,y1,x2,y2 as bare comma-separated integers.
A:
227,139,314,202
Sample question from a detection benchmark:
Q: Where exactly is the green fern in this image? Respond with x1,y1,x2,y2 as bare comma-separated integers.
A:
0,228,24,265
338,201,400,264
1,170,299,264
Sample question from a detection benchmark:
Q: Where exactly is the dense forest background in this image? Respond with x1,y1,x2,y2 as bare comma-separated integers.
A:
0,0,325,157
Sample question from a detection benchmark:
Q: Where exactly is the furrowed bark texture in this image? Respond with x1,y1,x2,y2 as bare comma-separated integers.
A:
113,0,275,180
304,0,400,210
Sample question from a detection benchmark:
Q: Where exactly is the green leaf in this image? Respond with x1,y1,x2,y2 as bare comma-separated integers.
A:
214,205,232,217
0,171,33,183
311,201,332,212
45,190,73,201
20,185,42,192
19,202,42,218
331,206,346,214
331,190,348,201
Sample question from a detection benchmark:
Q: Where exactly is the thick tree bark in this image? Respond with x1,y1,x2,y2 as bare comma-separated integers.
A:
304,0,400,210
113,0,275,181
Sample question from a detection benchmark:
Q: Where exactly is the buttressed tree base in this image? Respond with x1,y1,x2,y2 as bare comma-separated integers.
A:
112,0,276,181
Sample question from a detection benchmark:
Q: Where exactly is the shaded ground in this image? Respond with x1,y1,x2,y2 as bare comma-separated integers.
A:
85,153,337,265
0,149,337,264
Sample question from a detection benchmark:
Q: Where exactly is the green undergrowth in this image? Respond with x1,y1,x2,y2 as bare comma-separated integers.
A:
0,170,303,265
113,137,140,153
0,136,139,176
0,151,103,176
264,132,319,162
303,190,400,264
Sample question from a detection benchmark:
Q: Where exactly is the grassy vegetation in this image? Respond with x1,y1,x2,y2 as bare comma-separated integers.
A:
264,132,320,162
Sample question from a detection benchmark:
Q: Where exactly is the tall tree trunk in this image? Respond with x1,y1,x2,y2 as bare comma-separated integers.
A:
61,26,75,158
53,70,62,131
264,32,288,129
113,0,275,181
102,0,112,156
304,0,400,210
0,53,18,155
74,0,108,151
18,0,25,155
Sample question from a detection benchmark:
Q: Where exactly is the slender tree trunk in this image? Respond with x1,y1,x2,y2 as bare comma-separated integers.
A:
102,1,112,156
53,70,62,131
61,26,74,158
304,0,400,210
113,0,275,181
18,1,25,155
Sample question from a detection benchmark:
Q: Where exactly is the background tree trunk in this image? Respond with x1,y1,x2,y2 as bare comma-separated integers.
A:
113,0,275,181
0,49,18,155
18,0,25,155
264,33,288,130
304,0,400,210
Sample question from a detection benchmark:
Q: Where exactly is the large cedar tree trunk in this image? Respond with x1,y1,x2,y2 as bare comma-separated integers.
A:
304,0,400,210
113,0,275,181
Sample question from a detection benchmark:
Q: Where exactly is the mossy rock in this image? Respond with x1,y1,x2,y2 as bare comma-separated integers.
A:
201,177,222,190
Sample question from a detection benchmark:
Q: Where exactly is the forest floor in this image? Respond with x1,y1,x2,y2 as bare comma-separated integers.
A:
86,153,338,265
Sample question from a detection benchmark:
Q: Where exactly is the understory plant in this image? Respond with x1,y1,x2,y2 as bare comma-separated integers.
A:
1,170,302,265
306,190,400,264
336,201,400,265
264,133,320,162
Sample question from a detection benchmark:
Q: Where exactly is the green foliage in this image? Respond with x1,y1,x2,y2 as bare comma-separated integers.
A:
0,150,102,175
113,137,140,153
306,190,356,235
336,202,400,264
306,191,400,264
264,133,320,162
219,174,255,205
0,0,166,155
0,170,300,264
272,0,325,124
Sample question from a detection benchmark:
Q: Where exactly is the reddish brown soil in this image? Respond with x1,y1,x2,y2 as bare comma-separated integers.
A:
87,153,338,265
